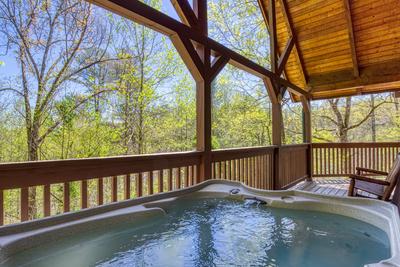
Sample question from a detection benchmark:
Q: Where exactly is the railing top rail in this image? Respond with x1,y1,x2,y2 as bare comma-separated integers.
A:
312,142,400,148
212,145,277,153
0,151,202,190
0,151,202,168
211,145,277,162
280,143,310,150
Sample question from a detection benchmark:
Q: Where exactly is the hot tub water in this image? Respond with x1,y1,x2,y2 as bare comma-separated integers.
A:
2,198,390,267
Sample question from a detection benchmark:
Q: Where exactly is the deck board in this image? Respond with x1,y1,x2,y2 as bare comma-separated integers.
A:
290,178,376,198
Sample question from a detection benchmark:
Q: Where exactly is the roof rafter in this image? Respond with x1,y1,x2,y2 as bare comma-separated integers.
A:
342,0,359,77
269,0,278,74
277,36,294,76
278,0,308,86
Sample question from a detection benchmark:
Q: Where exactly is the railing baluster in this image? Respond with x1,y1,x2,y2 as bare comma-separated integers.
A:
81,180,88,209
64,182,70,213
184,167,189,187
221,161,225,179
0,190,3,225
125,174,131,199
158,170,164,193
168,169,173,191
189,166,193,186
175,168,181,189
44,184,50,217
149,171,154,195
97,178,103,205
111,176,118,202
21,187,29,222
137,173,143,197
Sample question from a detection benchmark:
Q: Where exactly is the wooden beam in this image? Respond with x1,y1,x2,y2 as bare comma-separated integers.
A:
311,81,400,100
263,78,278,104
343,0,359,77
210,56,229,81
193,0,207,36
176,34,205,78
89,0,308,97
277,36,294,76
278,0,307,85
192,0,212,182
269,0,278,73
170,0,198,28
258,0,293,94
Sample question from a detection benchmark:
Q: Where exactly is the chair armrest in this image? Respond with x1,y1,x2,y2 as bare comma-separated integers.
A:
356,167,389,176
349,174,391,186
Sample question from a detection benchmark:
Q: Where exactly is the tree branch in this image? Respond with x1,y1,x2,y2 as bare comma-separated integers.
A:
0,87,24,98
347,101,389,130
37,88,113,144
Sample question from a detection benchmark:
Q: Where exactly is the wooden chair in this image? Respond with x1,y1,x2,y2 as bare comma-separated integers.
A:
348,153,400,201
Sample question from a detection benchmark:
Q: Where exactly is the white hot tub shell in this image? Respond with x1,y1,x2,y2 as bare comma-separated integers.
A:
0,180,398,267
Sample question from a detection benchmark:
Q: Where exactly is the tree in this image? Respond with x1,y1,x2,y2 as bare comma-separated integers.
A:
0,0,114,218
111,9,177,154
312,95,393,142
0,0,117,161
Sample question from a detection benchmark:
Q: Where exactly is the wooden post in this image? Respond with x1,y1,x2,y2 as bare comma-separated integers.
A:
264,78,283,189
301,96,311,143
194,0,212,182
301,96,313,181
170,0,229,182
196,76,212,182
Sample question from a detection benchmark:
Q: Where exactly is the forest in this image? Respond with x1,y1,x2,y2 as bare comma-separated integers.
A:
0,0,398,165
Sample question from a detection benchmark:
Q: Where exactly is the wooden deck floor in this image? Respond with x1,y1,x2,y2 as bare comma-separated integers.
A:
290,178,377,198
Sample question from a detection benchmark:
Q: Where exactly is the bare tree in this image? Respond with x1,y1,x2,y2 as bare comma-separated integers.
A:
112,14,176,155
0,0,114,218
316,96,390,142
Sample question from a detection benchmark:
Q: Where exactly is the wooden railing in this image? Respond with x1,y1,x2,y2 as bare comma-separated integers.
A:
312,142,400,177
0,151,202,225
211,146,275,190
278,144,310,189
7,142,400,225
210,144,310,190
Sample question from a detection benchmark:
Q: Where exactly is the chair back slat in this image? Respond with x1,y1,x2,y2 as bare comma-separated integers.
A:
384,153,400,200
391,167,400,211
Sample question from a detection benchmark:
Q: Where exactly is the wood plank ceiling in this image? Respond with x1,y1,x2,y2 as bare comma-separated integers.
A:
260,0,400,100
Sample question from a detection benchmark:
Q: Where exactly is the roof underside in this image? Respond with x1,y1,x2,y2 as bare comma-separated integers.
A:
261,0,400,100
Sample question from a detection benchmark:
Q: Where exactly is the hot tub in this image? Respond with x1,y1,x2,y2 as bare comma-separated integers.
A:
0,180,399,267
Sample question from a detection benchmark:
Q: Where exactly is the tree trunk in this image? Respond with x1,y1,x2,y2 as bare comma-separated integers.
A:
27,122,40,219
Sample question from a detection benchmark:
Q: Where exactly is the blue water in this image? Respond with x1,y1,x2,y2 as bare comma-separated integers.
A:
2,198,391,267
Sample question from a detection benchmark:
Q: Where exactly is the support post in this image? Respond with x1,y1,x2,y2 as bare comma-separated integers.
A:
196,74,212,182
301,96,312,181
264,78,283,189
171,0,228,182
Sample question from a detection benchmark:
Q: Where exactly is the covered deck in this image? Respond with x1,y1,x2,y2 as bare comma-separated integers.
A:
0,0,399,226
